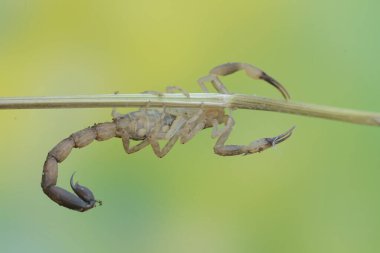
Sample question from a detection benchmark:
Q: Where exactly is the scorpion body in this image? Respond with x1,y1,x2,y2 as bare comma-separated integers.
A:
41,62,295,212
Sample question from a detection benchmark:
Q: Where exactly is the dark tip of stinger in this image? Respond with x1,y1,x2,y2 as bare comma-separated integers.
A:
70,171,77,191
260,72,291,100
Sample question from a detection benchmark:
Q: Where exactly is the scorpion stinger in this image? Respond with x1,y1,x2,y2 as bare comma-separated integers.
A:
70,172,102,207
41,62,295,212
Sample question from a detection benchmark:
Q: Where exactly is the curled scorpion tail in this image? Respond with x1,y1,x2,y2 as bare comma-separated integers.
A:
41,122,116,212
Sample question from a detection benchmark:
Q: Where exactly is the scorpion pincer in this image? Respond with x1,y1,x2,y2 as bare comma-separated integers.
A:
41,62,295,212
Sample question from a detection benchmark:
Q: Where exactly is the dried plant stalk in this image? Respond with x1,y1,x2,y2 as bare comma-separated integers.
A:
0,93,379,126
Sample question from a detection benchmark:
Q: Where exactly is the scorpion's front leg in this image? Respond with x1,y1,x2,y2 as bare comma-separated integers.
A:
198,62,290,99
41,122,116,212
213,116,295,156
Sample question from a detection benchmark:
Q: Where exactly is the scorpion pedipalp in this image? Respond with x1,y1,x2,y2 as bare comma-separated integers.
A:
213,116,295,156
198,62,291,100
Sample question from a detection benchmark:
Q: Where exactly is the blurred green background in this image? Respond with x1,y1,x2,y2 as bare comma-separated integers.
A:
1,0,380,252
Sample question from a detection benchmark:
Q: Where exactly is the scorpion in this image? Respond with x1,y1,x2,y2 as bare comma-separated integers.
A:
41,62,295,212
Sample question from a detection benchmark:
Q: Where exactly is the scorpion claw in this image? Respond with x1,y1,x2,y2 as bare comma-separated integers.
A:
260,72,291,100
244,126,295,155
270,126,295,145
70,172,97,206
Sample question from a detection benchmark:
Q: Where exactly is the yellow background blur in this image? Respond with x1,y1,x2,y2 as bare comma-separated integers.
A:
1,1,380,252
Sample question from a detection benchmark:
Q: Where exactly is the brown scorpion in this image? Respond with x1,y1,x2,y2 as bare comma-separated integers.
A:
41,62,295,212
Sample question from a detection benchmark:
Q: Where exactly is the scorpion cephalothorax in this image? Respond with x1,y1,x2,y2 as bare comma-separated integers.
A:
41,62,295,212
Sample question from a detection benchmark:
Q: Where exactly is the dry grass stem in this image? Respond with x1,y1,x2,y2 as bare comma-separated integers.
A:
0,93,379,126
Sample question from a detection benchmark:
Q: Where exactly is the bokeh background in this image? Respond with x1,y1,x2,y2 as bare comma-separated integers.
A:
1,0,380,252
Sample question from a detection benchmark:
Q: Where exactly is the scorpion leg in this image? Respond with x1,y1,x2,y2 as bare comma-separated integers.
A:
211,119,227,138
149,110,187,158
165,86,190,98
121,133,150,154
149,128,185,158
213,116,295,156
143,86,190,98
41,122,116,212
199,62,290,99
141,90,164,96
180,120,206,144
180,109,205,144
114,116,151,154
198,75,229,94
